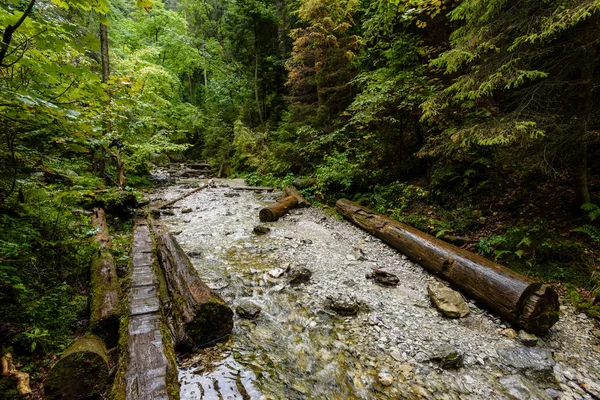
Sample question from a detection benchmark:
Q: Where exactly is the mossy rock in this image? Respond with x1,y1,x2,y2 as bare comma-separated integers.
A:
44,335,109,400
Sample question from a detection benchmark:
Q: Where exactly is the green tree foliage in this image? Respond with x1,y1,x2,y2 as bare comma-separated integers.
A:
421,0,600,206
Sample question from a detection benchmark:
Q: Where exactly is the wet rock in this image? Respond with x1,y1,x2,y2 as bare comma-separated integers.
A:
377,371,394,387
181,208,193,214
288,267,312,285
502,328,518,339
583,378,600,398
427,281,470,318
327,294,359,316
235,300,261,320
497,348,556,384
498,375,552,400
187,250,202,258
366,269,399,287
268,268,286,278
518,330,538,347
253,225,271,235
430,345,464,370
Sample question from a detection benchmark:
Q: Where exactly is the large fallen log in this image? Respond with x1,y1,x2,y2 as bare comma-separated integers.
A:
89,208,120,347
259,195,298,222
336,199,560,334
44,335,109,400
157,184,208,209
155,231,233,350
187,163,211,170
232,186,275,192
285,186,310,208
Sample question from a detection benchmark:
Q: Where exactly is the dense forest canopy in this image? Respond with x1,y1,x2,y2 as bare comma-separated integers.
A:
1,0,599,391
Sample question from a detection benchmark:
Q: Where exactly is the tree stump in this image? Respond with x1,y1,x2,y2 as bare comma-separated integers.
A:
44,335,109,400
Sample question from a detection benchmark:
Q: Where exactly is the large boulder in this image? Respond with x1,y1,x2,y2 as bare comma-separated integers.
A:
427,281,470,318
236,300,262,320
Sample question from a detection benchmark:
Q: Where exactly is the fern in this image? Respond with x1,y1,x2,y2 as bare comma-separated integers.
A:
573,225,600,243
581,203,600,222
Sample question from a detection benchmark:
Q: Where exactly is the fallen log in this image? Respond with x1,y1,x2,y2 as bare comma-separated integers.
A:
155,231,233,350
1,353,32,396
285,186,311,208
336,199,559,334
259,196,298,222
44,335,109,400
232,186,274,192
157,184,208,209
89,208,120,347
187,163,211,170
292,177,317,189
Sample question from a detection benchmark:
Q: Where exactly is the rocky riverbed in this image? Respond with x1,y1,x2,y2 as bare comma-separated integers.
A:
149,177,600,400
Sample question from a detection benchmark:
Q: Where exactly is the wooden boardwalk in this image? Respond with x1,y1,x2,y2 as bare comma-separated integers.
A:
124,220,176,400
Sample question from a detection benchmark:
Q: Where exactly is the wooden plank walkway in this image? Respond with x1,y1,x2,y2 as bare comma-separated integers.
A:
124,220,176,400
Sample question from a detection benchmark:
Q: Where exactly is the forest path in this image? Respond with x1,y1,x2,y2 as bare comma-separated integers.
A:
147,175,600,400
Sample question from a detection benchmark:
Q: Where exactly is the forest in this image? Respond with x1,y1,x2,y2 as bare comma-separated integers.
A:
1,0,599,397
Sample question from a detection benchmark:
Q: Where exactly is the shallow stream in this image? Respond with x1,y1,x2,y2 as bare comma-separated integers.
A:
150,178,600,400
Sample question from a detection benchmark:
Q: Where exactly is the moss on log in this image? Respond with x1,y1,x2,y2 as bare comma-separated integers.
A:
292,177,317,189
336,199,560,334
155,231,233,350
259,196,298,222
89,208,120,347
44,335,109,400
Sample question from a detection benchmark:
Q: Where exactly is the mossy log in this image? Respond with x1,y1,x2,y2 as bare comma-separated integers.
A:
336,199,560,334
155,231,233,350
44,335,109,400
259,196,298,222
285,186,310,208
90,208,120,347
292,177,317,189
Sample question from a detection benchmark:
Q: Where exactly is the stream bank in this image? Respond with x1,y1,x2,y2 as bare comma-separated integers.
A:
149,177,600,400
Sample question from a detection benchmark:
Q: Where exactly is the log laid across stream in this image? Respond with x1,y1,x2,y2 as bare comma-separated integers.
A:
155,230,234,350
336,199,560,334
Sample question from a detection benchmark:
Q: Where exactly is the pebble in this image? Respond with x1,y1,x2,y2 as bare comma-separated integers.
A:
378,371,394,386
502,328,518,339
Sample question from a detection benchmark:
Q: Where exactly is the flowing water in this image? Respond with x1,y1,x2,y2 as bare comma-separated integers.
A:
150,177,600,400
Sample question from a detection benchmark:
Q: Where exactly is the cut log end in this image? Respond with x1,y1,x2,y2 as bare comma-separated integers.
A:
518,284,560,335
44,336,109,400
184,300,234,349
259,208,277,222
259,196,298,222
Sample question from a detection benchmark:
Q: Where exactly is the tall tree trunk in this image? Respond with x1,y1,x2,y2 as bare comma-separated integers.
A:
100,20,110,83
116,149,126,189
254,51,263,125
253,18,263,125
202,42,208,87
0,0,36,66
573,15,596,207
